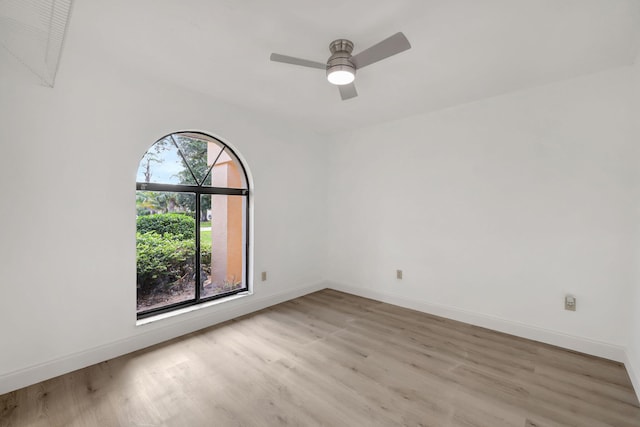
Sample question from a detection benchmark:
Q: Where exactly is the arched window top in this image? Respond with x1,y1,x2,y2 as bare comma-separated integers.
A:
136,131,248,190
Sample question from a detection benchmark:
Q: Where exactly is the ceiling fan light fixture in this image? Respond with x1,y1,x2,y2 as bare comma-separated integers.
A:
327,66,355,85
270,32,411,99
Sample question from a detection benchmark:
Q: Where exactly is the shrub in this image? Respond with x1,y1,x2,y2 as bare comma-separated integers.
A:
201,240,212,271
136,231,195,294
136,213,196,239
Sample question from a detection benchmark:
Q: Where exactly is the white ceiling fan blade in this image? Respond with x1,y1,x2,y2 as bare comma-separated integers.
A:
270,53,326,70
350,32,411,69
338,83,358,100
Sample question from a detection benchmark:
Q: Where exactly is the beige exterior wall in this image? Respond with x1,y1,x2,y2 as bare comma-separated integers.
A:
208,143,245,286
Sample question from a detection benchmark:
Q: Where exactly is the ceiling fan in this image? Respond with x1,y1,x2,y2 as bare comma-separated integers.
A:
270,32,411,101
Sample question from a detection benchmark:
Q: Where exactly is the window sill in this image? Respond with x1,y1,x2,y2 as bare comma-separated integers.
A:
136,291,252,326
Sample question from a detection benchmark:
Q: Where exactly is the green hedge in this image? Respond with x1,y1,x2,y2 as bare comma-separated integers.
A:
136,231,196,294
201,240,212,270
136,213,195,239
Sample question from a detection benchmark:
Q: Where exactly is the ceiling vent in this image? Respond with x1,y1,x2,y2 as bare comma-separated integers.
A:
0,0,73,87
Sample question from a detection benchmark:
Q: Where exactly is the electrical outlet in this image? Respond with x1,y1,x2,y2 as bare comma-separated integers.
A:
565,295,576,311
261,271,267,281
396,269,403,280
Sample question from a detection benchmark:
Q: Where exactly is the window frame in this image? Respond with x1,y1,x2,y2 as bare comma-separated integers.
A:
135,131,250,319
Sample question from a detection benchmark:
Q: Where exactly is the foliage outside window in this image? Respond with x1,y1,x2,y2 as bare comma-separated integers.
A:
136,132,249,318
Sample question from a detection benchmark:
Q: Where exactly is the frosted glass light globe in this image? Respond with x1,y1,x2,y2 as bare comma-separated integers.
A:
327,69,355,85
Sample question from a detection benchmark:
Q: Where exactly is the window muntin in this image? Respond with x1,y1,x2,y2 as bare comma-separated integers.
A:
136,132,249,318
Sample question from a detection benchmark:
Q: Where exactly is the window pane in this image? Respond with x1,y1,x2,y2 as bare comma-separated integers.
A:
200,194,246,298
136,191,196,313
136,136,196,185
202,148,247,189
173,134,224,186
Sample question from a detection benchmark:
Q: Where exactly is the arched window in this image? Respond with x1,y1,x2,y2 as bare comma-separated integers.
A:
135,131,249,318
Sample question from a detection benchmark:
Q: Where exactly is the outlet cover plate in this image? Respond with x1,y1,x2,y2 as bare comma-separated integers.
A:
565,295,576,311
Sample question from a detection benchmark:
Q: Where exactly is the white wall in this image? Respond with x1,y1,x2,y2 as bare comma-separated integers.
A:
0,19,327,393
327,67,637,360
628,58,640,395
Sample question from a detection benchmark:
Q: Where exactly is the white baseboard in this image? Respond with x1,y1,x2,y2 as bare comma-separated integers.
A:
625,349,640,400
0,281,327,395
327,281,627,363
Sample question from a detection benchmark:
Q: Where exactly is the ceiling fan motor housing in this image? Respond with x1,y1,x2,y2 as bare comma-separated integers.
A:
327,39,356,80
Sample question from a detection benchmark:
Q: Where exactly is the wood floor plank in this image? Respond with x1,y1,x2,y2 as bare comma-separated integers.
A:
1,289,639,427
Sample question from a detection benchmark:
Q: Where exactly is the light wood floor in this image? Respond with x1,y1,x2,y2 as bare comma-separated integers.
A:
1,289,639,426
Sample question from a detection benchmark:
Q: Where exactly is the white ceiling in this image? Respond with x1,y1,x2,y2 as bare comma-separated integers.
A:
19,1,640,133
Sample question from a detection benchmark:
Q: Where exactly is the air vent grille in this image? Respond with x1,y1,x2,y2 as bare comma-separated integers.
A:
0,0,73,87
